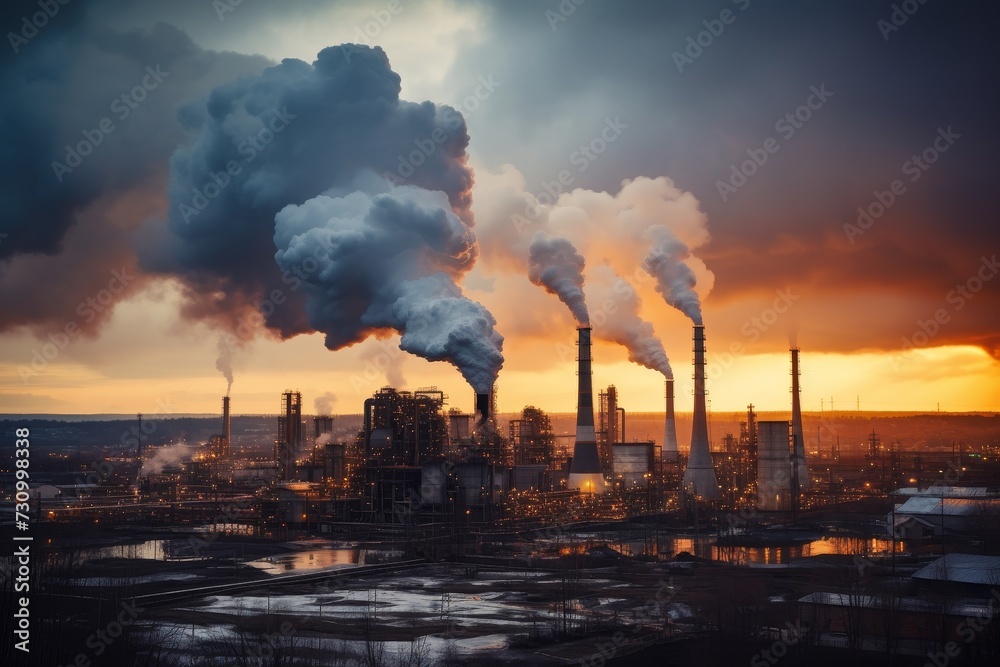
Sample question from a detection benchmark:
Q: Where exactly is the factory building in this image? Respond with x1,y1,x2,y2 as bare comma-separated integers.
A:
612,442,656,489
887,486,1000,540
276,391,302,480
314,415,334,440
510,406,555,466
206,396,232,460
361,387,448,466
598,385,620,473
756,420,792,511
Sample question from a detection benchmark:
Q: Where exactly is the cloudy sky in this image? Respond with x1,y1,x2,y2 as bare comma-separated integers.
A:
1,0,997,419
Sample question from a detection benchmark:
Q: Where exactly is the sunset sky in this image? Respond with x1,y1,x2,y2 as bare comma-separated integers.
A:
1,0,998,417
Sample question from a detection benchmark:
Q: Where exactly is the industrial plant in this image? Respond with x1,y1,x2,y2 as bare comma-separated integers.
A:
3,320,1000,666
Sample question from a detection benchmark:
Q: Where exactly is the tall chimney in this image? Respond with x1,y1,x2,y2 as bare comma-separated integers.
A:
568,327,606,493
475,391,491,431
682,325,719,499
663,378,679,461
790,348,809,489
222,395,231,458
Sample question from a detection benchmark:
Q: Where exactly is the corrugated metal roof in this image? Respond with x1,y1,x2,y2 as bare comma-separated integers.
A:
798,591,998,616
912,554,1000,585
893,496,1000,517
894,486,997,498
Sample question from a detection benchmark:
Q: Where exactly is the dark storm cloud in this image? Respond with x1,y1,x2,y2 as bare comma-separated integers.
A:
0,0,270,333
455,0,999,356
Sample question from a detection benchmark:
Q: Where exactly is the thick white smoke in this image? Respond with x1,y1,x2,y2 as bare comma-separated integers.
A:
274,185,504,394
588,266,673,378
470,172,711,372
643,226,704,325
314,391,337,415
528,232,590,325
143,443,195,476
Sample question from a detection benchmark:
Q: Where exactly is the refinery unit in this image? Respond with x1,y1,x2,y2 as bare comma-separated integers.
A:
11,322,1000,667
27,320,999,556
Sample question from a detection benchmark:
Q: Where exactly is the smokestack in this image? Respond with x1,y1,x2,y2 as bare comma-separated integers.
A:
790,348,809,489
222,396,231,458
568,327,606,493
475,391,491,431
682,325,719,499
663,379,679,461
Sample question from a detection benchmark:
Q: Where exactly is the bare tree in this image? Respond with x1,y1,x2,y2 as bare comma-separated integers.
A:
394,636,431,667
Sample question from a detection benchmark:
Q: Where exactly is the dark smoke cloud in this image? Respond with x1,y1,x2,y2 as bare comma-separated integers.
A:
139,44,475,340
0,14,270,333
273,186,504,393
528,232,589,325
643,226,703,325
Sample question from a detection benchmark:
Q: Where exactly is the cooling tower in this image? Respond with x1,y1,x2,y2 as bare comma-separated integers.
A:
757,420,792,511
663,378,679,461
567,327,607,493
682,325,719,499
790,348,809,490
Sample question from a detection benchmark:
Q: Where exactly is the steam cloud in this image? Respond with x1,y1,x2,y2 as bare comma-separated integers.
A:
588,267,673,378
143,443,195,476
528,233,590,325
215,335,235,395
314,392,337,416
274,186,504,393
361,340,408,388
643,226,704,325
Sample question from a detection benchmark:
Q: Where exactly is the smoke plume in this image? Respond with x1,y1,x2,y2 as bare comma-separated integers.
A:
143,443,195,476
316,432,334,447
528,232,590,325
273,186,504,394
314,392,337,416
643,226,704,325
588,266,672,378
215,335,235,395
140,43,477,341
361,338,408,388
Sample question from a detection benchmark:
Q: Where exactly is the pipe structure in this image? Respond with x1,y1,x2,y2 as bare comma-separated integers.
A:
617,407,626,445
